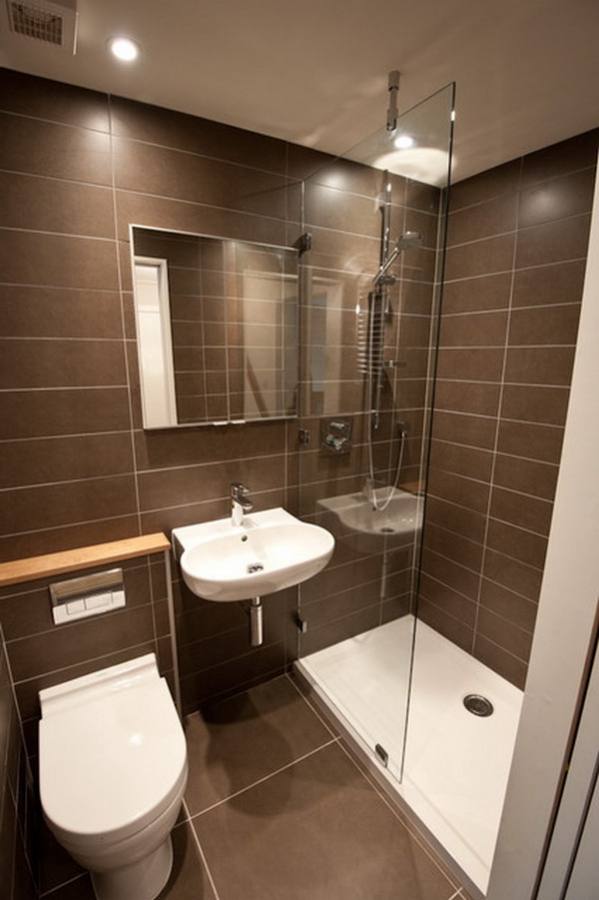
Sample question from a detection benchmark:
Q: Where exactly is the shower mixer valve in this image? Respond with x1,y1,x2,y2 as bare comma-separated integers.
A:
320,418,353,455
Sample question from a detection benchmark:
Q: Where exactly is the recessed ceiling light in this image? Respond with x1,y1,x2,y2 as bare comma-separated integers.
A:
108,37,140,62
394,134,415,150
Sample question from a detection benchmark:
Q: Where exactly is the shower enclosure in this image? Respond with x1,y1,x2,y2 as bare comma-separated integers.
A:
292,82,521,896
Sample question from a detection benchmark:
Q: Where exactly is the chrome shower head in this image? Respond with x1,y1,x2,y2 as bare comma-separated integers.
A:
373,230,424,288
395,230,423,251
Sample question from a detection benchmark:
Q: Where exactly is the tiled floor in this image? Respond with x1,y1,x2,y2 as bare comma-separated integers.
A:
47,676,471,900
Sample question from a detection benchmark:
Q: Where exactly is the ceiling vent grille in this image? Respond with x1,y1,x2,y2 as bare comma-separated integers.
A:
3,0,78,52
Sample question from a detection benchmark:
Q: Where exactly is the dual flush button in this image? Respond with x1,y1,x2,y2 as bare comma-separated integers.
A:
49,568,126,625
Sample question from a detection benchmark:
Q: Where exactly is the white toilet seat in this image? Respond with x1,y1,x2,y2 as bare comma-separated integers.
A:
39,655,187,845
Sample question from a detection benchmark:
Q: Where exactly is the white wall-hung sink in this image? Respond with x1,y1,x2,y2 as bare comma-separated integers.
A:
172,508,334,603
318,487,423,553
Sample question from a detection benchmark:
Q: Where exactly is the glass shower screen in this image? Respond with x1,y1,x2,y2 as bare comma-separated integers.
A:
294,83,454,783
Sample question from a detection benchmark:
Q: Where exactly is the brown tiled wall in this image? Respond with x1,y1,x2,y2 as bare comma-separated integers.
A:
0,627,37,899
419,129,598,688
0,67,301,725
0,67,443,723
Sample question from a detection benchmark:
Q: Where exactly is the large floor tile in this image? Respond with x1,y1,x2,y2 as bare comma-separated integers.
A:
193,741,457,900
184,675,332,815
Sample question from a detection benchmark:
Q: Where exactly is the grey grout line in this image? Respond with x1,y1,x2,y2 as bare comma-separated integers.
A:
0,510,137,540
7,588,154,648
107,95,143,539
0,470,136,494
433,407,564,428
438,344,575,352
0,280,118,293
445,208,591,250
424,518,544,574
116,183,289,227
0,224,115,242
422,544,541,602
447,890,463,900
12,637,157,687
420,572,535,642
474,628,532,664
443,255,588,285
0,429,132,444
437,378,571,390
420,588,531,665
447,163,597,217
441,300,581,317
430,435,559,467
0,384,129,392
0,335,125,342
0,106,112,136
0,166,112,191
187,738,339,821
39,872,88,897
334,737,462,892
182,799,223,900
427,489,551,540
430,476,553,507
179,646,288,693
285,670,339,738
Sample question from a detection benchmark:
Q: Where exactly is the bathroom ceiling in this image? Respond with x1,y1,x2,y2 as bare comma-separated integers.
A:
1,0,598,181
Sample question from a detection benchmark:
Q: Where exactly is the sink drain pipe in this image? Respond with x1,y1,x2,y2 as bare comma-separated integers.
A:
249,597,263,646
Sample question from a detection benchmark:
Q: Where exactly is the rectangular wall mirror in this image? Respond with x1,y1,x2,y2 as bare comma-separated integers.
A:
130,226,300,428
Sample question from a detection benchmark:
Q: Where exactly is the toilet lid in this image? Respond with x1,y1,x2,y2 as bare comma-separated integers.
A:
39,676,187,844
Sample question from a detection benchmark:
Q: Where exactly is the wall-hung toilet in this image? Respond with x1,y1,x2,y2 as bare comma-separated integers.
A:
39,654,188,900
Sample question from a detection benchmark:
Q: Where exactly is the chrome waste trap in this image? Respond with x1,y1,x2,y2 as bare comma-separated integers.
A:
247,562,264,574
463,694,494,717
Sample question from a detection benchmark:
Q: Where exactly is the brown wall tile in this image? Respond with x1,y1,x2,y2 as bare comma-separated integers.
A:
0,388,131,440
447,193,517,246
114,138,289,219
109,95,287,173
0,111,112,184
435,380,501,416
0,286,123,339
501,384,570,425
0,230,118,289
420,129,596,686
0,68,109,130
0,474,138,535
438,311,508,347
444,234,515,280
520,131,599,187
0,339,126,388
0,171,114,238
512,259,587,306
440,272,512,314
508,304,580,345
504,347,576,386
0,433,133,489
518,168,596,228
516,214,591,269
493,454,558,500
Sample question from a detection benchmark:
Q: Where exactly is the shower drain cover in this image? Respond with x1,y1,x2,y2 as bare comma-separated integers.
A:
463,694,494,717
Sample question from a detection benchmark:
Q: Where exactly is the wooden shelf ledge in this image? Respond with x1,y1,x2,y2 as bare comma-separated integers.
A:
0,533,171,589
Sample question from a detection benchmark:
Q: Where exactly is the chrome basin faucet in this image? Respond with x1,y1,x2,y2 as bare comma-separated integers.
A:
231,482,253,527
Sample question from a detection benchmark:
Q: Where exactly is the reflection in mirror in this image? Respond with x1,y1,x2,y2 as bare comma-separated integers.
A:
130,226,299,428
